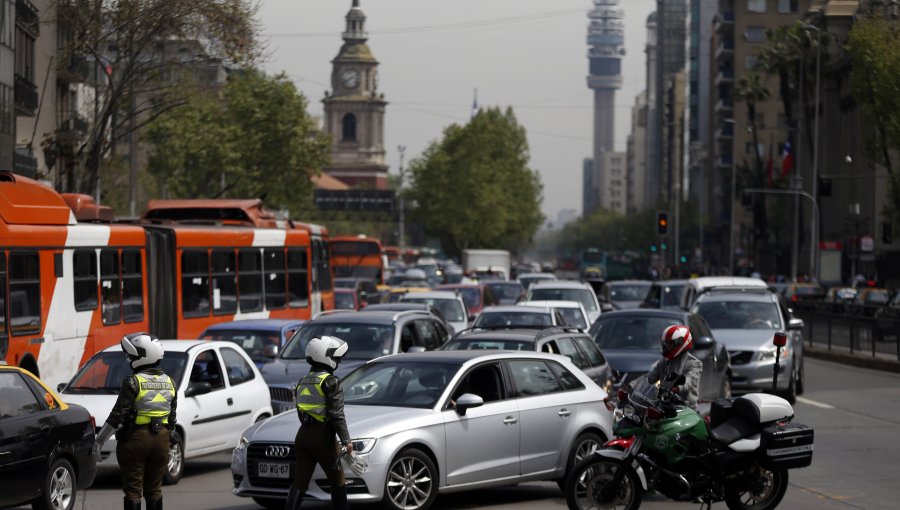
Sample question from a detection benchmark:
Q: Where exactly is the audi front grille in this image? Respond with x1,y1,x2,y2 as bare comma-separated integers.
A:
247,443,295,489
269,387,295,413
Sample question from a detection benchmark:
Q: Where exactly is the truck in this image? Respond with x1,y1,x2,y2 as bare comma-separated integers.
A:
462,249,512,281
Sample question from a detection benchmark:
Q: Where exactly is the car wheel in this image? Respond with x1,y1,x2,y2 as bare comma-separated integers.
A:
557,432,604,492
32,457,76,510
251,496,284,509
163,432,184,485
795,357,805,396
778,366,797,405
383,448,438,510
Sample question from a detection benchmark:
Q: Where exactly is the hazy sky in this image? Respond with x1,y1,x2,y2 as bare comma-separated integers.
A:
258,0,656,220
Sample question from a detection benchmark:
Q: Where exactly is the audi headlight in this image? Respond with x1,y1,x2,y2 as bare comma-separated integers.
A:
758,343,790,362
351,438,376,454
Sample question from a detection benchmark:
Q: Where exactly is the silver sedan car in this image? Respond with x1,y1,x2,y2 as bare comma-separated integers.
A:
232,351,613,510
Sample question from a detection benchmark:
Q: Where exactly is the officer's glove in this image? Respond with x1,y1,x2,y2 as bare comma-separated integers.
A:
91,442,103,463
92,423,116,462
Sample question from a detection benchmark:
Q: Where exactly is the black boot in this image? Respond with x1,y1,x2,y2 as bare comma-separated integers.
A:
146,497,162,510
331,486,348,510
123,498,141,510
284,486,304,510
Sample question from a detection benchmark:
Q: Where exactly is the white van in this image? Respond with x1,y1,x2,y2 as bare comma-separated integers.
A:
680,276,769,310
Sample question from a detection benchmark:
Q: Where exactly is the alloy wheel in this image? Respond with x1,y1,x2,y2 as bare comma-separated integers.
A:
386,455,433,510
48,465,74,510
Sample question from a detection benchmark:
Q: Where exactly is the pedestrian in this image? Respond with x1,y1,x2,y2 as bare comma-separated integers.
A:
286,336,353,510
92,333,177,510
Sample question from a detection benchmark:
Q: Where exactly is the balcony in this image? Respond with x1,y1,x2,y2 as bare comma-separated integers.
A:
56,115,89,146
714,98,734,114
715,68,734,85
57,55,95,84
14,74,38,116
15,0,39,37
716,153,734,168
715,39,735,61
716,122,735,140
13,148,37,179
714,11,734,33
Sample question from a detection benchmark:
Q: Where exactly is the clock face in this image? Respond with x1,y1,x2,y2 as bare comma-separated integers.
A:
340,69,360,89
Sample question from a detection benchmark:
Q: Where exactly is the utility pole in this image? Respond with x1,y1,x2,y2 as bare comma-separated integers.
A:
397,145,406,248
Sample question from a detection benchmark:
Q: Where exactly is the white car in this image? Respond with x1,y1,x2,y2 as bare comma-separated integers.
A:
526,280,602,325
60,340,273,484
519,300,591,331
399,290,470,333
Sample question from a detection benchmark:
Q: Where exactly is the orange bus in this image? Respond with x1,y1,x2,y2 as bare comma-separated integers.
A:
329,235,385,284
0,173,332,388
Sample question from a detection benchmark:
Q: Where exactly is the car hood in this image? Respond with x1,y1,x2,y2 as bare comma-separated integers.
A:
601,351,660,374
710,329,780,351
247,405,437,442
261,359,368,387
58,393,120,427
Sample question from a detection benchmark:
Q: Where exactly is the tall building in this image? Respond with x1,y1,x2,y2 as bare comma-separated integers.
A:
644,12,659,208
0,0,14,171
655,0,688,206
323,0,388,190
10,0,40,177
582,158,596,215
602,151,628,213
627,91,649,213
586,0,624,213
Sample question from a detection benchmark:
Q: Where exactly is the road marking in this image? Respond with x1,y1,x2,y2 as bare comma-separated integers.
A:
797,396,835,409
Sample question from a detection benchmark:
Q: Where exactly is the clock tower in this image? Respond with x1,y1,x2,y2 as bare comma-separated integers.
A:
322,0,388,189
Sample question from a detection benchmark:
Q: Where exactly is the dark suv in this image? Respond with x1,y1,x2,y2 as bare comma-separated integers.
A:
260,310,452,413
440,327,612,386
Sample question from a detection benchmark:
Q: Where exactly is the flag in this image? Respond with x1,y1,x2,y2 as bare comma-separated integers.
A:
767,134,774,187
781,139,794,177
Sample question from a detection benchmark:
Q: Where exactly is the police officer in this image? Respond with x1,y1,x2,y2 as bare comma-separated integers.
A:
286,335,352,510
92,333,177,510
635,324,703,406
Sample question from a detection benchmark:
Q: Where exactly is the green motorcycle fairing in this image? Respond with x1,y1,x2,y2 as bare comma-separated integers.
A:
614,407,709,464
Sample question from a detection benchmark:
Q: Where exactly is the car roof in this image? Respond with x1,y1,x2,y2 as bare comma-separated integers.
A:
596,309,689,320
437,284,482,290
481,305,551,313
401,291,461,300
520,300,584,309
100,339,222,353
374,350,570,364
607,280,653,286
529,280,591,289
451,329,541,342
518,273,556,279
695,291,776,304
651,279,688,286
311,309,432,324
689,276,768,289
202,319,305,331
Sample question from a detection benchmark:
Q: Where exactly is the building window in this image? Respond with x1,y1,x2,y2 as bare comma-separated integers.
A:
342,113,357,141
1,0,14,48
747,0,766,13
778,0,798,13
745,26,767,43
745,55,759,70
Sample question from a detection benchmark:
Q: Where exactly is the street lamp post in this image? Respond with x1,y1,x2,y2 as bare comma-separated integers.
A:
802,21,824,282
397,145,406,248
744,187,820,281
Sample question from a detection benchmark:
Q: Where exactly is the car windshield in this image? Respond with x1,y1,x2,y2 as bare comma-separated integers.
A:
556,307,588,329
403,298,465,322
451,288,482,309
334,292,357,310
487,283,524,300
65,351,188,394
282,323,395,360
661,285,685,307
443,338,532,350
343,362,459,408
333,279,356,289
591,316,682,350
201,329,281,365
529,288,598,312
694,301,783,330
474,311,552,328
609,284,652,302
334,265,381,280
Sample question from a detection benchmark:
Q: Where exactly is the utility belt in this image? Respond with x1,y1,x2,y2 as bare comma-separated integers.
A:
299,412,325,427
125,417,167,436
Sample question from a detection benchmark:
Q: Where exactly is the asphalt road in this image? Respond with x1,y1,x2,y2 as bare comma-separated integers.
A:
47,358,900,510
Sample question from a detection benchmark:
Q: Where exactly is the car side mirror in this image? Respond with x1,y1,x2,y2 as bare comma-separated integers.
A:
787,318,804,331
600,303,614,313
455,393,484,416
263,344,280,358
693,336,714,349
56,383,67,393
468,314,476,322
185,381,213,397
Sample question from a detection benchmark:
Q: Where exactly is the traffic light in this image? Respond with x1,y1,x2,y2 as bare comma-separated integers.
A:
661,242,668,251
650,244,658,252
884,222,893,245
680,255,688,264
657,211,669,236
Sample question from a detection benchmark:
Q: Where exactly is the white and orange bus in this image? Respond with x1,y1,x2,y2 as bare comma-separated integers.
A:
0,173,333,388
330,235,385,284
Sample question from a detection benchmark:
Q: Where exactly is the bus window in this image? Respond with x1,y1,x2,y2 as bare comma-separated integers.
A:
313,240,332,292
122,250,144,323
100,249,122,325
73,250,98,311
288,248,309,308
9,251,41,335
238,250,262,313
182,250,210,318
264,249,286,310
212,250,237,315
0,252,7,357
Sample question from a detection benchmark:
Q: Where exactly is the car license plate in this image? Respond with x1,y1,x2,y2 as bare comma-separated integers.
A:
258,462,290,478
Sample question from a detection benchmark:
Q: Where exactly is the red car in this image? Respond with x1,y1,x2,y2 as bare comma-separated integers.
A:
435,284,499,317
334,287,363,310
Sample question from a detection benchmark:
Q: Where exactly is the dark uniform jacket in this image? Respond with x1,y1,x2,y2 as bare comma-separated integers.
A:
300,372,351,445
106,366,178,431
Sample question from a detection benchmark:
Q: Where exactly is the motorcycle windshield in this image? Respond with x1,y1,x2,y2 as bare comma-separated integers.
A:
619,377,660,424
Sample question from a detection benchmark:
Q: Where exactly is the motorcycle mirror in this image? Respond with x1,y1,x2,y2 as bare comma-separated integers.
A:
773,332,788,347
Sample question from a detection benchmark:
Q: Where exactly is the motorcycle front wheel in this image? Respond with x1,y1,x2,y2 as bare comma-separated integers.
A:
565,456,642,510
724,466,789,510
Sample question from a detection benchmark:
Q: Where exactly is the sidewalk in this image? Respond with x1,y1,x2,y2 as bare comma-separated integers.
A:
804,343,900,374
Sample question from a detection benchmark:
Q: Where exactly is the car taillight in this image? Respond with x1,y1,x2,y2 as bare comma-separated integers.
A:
791,295,799,303
646,407,662,421
90,416,96,431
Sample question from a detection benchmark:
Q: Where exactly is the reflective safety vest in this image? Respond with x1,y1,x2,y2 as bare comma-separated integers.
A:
133,373,175,425
295,371,329,423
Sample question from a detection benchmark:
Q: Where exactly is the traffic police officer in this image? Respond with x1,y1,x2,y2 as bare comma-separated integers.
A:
93,333,177,510
286,335,353,510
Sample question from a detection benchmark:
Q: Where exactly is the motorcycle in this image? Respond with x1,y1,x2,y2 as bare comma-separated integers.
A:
565,373,814,510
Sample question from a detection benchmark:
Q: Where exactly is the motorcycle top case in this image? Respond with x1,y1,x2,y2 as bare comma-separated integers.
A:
761,422,814,469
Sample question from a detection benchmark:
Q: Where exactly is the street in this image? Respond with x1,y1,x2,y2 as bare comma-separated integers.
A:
51,357,900,510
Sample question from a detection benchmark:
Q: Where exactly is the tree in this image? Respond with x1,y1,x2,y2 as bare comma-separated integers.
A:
846,13,900,222
55,0,260,195
735,73,772,271
407,107,544,258
146,71,331,217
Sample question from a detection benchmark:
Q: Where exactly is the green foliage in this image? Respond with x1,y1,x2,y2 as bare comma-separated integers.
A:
407,107,544,258
146,71,331,217
846,14,900,222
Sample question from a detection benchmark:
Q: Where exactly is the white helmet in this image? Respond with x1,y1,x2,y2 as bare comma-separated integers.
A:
305,336,349,371
121,332,164,370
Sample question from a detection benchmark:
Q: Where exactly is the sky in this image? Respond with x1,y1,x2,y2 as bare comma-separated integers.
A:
257,0,657,221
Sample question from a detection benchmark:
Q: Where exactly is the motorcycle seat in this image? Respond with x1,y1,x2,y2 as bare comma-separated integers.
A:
710,415,759,445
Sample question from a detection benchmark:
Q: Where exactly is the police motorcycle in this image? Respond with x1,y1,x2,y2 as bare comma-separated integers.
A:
564,370,814,510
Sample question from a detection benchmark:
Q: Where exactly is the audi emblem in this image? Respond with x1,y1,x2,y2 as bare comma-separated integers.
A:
265,445,291,458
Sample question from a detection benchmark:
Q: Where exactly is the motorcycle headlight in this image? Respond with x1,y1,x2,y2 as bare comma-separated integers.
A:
351,438,376,454
758,343,790,362
623,405,637,422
